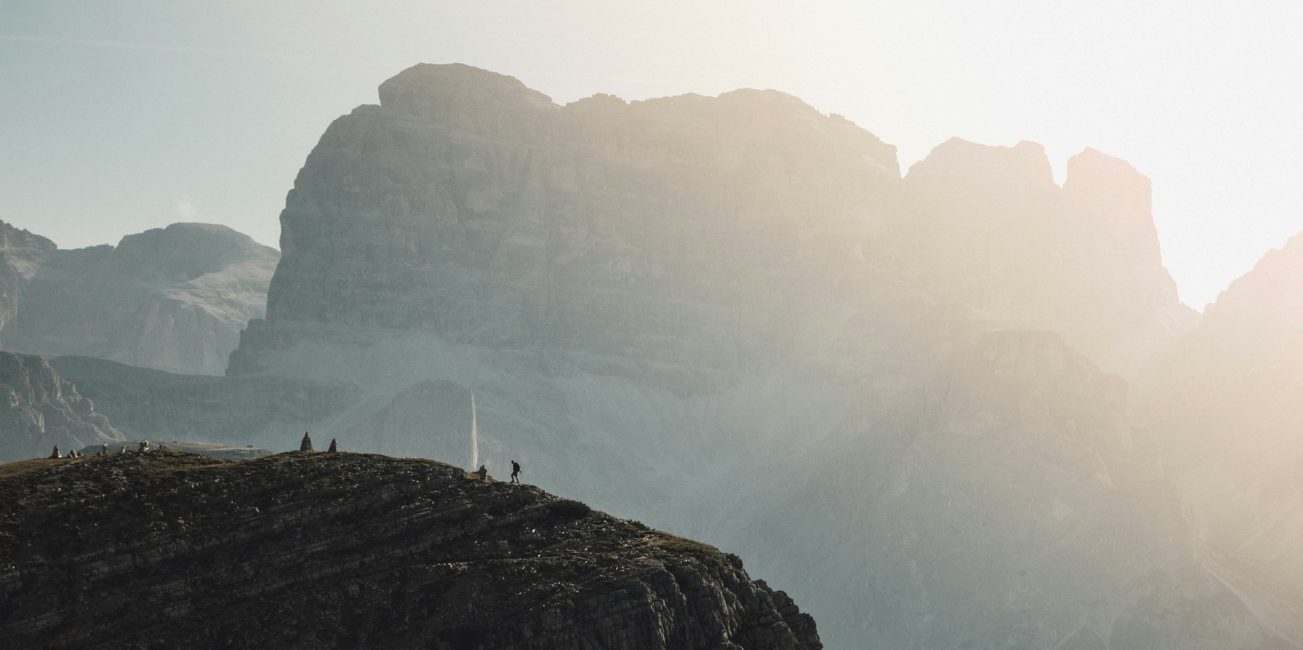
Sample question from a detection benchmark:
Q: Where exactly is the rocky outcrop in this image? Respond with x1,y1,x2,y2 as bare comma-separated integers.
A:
232,63,900,383
0,451,820,649
0,221,277,375
0,221,55,331
896,140,1197,376
0,351,122,461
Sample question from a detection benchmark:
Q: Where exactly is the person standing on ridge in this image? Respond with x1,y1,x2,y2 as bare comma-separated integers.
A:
510,460,522,484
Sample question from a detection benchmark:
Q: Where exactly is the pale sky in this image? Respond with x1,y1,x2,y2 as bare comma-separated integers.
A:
2,1,1300,309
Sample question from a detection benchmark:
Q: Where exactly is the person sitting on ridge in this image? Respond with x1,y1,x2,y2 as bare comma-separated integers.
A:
300,432,313,452
510,460,522,484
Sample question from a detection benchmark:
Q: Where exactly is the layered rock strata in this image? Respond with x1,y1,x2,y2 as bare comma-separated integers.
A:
0,451,820,649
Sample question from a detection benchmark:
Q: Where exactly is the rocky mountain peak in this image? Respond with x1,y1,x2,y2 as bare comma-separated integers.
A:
1062,147,1165,275
0,220,57,328
906,137,1056,194
1202,231,1303,333
113,222,277,283
376,62,557,137
0,220,55,277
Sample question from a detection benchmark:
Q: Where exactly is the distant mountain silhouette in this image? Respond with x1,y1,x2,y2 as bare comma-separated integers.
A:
0,220,277,375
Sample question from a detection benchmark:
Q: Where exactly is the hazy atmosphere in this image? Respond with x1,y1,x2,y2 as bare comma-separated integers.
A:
3,3,1303,649
3,0,1301,308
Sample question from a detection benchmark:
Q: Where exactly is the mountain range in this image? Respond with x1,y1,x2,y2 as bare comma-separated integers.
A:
1,63,1299,649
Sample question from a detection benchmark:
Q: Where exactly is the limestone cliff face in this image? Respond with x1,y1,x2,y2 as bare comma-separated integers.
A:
0,351,122,461
233,63,899,382
0,451,821,650
0,221,55,332
230,66,1189,386
897,140,1196,376
0,221,277,375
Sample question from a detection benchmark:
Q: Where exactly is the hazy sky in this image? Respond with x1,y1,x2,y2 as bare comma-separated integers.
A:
2,1,1300,309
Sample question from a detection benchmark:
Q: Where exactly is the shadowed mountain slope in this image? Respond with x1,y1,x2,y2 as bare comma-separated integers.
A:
0,450,820,649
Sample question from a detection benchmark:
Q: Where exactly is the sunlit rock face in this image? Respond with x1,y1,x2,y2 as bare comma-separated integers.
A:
1144,232,1303,473
233,63,899,383
0,221,278,375
1140,232,1303,647
896,141,1197,377
218,64,1274,648
0,351,122,461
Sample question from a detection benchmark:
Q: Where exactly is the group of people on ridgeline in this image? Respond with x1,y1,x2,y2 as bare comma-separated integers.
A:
41,432,526,487
473,459,523,484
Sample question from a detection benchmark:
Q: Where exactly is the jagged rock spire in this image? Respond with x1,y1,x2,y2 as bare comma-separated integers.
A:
327,438,337,453
300,432,313,452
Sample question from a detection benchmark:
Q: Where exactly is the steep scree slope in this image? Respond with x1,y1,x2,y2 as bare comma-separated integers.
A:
0,351,122,461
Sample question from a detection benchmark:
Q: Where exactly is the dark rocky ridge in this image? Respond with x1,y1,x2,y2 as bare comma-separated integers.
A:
0,451,820,649
0,221,278,375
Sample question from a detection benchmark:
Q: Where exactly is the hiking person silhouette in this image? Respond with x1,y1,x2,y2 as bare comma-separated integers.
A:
510,460,521,484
